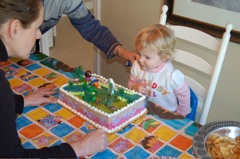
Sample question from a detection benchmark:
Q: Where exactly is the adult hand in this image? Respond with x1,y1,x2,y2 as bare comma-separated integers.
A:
121,49,140,64
24,87,57,107
70,129,108,157
114,46,140,64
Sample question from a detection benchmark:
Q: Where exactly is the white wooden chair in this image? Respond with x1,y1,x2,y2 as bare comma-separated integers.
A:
160,5,232,125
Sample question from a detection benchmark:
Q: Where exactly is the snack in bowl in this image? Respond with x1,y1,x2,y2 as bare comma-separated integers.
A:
58,68,147,133
206,133,240,158
193,121,240,159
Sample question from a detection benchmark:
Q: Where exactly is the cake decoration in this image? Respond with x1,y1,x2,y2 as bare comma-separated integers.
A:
58,67,147,133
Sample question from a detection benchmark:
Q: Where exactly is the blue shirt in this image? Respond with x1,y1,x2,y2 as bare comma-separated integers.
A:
41,0,120,58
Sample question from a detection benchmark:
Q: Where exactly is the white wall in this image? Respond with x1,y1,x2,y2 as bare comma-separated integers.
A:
99,0,240,123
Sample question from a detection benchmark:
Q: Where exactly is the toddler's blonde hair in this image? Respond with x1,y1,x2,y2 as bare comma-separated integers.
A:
135,24,176,60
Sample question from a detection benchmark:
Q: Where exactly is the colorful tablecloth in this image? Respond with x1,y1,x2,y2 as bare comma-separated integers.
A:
2,52,199,159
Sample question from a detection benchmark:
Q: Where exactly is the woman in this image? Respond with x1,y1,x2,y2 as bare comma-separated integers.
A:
0,0,107,158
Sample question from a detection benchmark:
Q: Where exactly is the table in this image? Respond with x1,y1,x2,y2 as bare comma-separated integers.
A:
2,52,199,159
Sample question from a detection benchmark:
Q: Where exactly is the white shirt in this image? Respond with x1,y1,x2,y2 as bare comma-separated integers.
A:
129,61,190,114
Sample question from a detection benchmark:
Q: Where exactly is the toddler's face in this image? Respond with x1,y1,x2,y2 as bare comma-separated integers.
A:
137,47,166,71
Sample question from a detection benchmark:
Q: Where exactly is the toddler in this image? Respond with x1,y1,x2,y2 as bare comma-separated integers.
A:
128,24,190,116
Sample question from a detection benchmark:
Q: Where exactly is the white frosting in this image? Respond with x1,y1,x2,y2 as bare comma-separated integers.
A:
58,99,147,133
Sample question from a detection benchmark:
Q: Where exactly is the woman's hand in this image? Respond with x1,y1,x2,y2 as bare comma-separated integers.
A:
24,87,57,107
70,129,108,157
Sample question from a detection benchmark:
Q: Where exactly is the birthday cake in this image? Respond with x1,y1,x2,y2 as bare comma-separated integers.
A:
58,68,147,133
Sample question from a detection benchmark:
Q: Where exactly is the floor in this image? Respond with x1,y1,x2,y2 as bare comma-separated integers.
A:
50,16,94,71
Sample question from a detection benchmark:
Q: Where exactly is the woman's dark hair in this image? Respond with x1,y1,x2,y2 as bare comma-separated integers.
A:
0,0,42,29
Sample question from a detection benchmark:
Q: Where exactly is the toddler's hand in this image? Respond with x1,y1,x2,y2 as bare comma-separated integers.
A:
136,81,149,96
138,85,148,96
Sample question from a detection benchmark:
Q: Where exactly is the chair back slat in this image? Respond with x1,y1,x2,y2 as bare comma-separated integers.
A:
173,49,213,75
171,26,220,51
